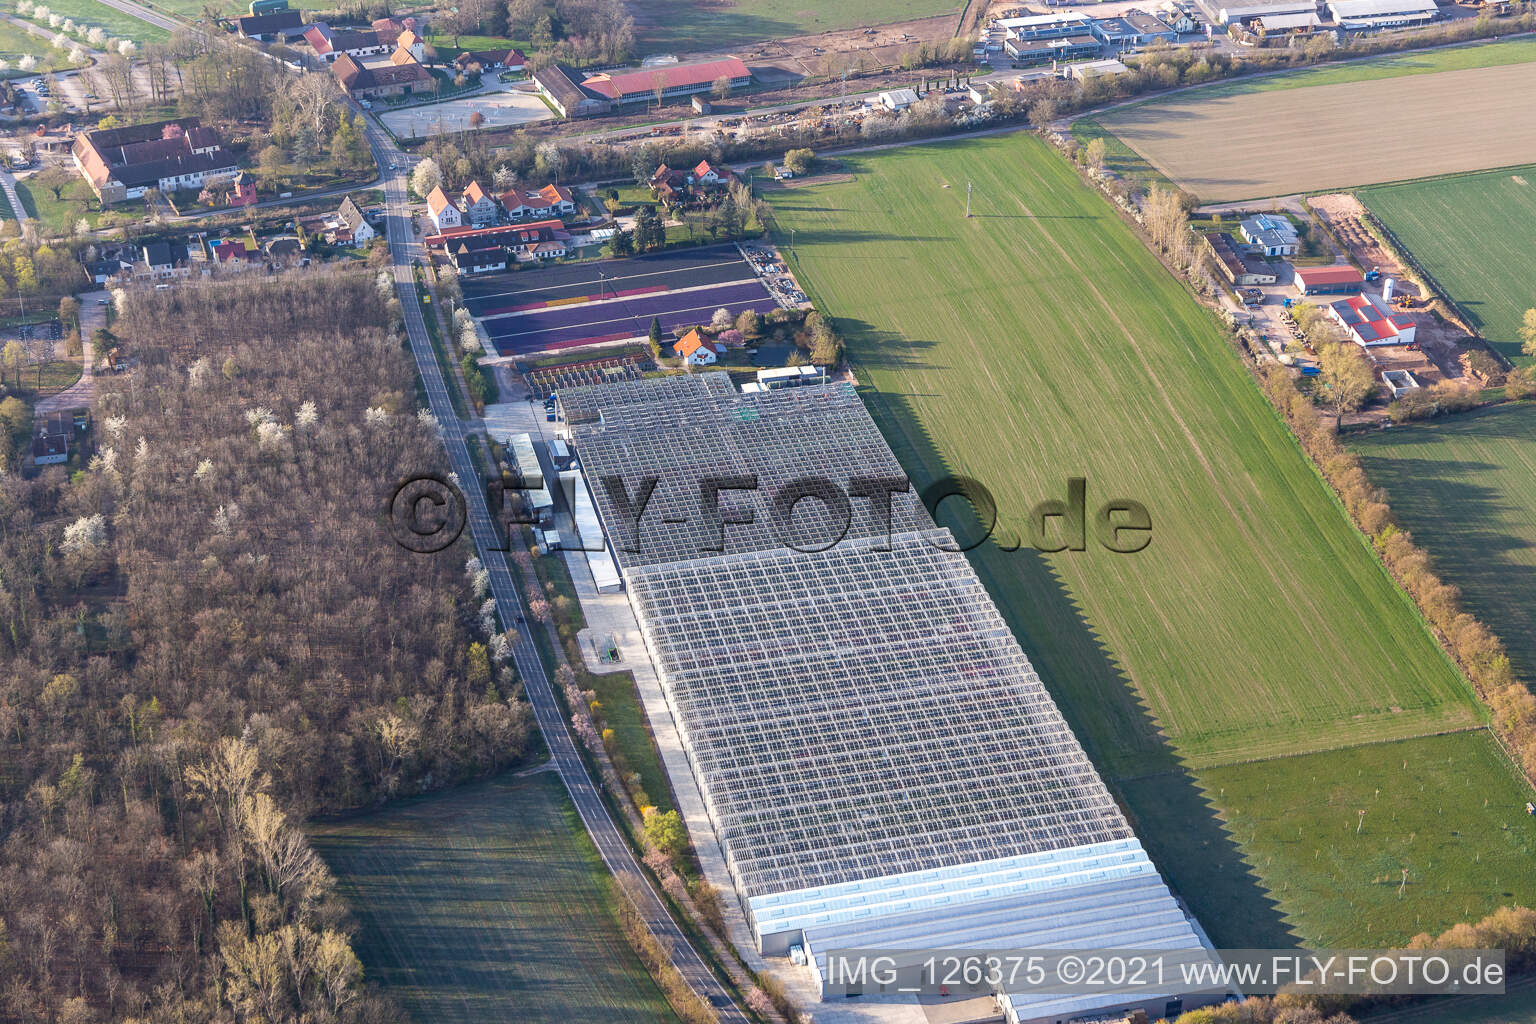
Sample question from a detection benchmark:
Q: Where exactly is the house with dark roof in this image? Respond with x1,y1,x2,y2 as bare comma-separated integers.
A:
454,47,526,72
1204,232,1277,286
424,219,567,259
139,241,192,279
532,64,612,118
303,24,388,61
331,51,434,99
446,243,508,274
234,8,305,39
336,195,375,243
72,118,239,204
31,411,80,467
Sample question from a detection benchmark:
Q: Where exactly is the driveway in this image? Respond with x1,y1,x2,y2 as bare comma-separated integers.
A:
35,291,106,417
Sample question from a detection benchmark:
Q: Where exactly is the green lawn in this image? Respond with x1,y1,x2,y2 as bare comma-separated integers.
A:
15,178,145,236
627,0,964,53
1070,117,1174,195
1361,166,1536,365
0,17,86,75
426,31,531,55
1351,404,1536,680
11,0,170,43
309,771,680,1024
765,133,1534,950
771,134,1477,777
1190,731,1536,949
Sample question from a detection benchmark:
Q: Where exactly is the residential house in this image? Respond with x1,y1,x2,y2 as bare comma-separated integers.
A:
424,219,567,259
426,185,462,232
304,24,389,61
72,118,239,204
140,241,191,279
1239,213,1299,257
210,237,260,266
446,243,508,273
692,160,733,187
676,328,724,366
461,181,500,227
395,28,426,62
370,15,414,45
266,236,304,263
453,47,526,73
336,195,375,243
30,411,77,466
500,184,576,220
331,51,434,100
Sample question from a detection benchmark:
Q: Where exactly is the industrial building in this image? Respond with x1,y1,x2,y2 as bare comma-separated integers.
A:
1005,32,1103,63
1091,10,1180,48
995,10,1095,38
1326,0,1437,28
1239,213,1299,256
554,374,1219,1023
1197,0,1319,25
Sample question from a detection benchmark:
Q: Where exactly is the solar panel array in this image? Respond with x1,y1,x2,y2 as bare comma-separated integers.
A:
560,373,1132,900
565,373,928,569
627,531,1131,896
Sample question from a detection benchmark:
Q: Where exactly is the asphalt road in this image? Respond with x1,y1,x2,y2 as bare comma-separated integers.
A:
91,0,184,36
359,110,751,1024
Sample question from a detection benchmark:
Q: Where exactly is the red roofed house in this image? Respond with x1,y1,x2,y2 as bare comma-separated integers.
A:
426,185,462,232
454,47,527,73
371,16,408,44
1293,265,1365,296
395,28,426,62
693,160,733,186
676,328,725,366
579,57,750,108
304,24,388,62
461,181,499,227
1328,292,1417,348
500,184,575,220
331,52,433,100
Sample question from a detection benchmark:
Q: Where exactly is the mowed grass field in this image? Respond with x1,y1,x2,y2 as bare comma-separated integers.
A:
1361,166,1536,364
1098,56,1536,201
12,0,171,43
1351,404,1536,679
766,134,1535,948
309,772,679,1024
772,134,1476,775
627,0,961,52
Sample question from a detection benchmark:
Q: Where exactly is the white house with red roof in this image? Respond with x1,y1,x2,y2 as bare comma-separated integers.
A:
426,185,462,232
499,184,576,220
692,160,733,186
676,328,725,366
1328,292,1416,348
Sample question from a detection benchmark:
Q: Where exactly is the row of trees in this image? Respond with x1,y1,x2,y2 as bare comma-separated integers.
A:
0,270,532,1022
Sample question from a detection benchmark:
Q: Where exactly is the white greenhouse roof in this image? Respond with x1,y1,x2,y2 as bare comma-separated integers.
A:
627,530,1132,897
1328,0,1436,15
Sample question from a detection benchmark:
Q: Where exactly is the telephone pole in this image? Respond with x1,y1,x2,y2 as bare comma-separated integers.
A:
965,181,973,218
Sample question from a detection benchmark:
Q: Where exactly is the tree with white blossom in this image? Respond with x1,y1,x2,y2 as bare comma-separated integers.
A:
117,39,135,56
18,54,37,71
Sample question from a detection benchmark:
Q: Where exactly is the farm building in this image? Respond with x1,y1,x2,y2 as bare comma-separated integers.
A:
1239,213,1299,256
555,373,1221,1023
1326,0,1437,28
303,24,388,61
969,69,1059,101
1329,292,1417,347
234,7,305,39
72,118,239,205
1294,264,1364,295
532,64,615,118
878,88,920,111
580,57,752,108
1205,232,1278,285
1006,33,1102,63
331,51,433,100
1382,368,1420,397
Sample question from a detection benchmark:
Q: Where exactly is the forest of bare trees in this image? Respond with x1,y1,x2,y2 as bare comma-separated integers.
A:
0,270,531,1022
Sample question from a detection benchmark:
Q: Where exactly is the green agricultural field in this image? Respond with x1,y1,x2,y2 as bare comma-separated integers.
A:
309,771,679,1024
771,134,1476,776
1361,167,1536,365
1351,404,1536,679
766,133,1533,948
0,18,84,74
626,0,963,53
12,0,170,43
1192,731,1536,948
